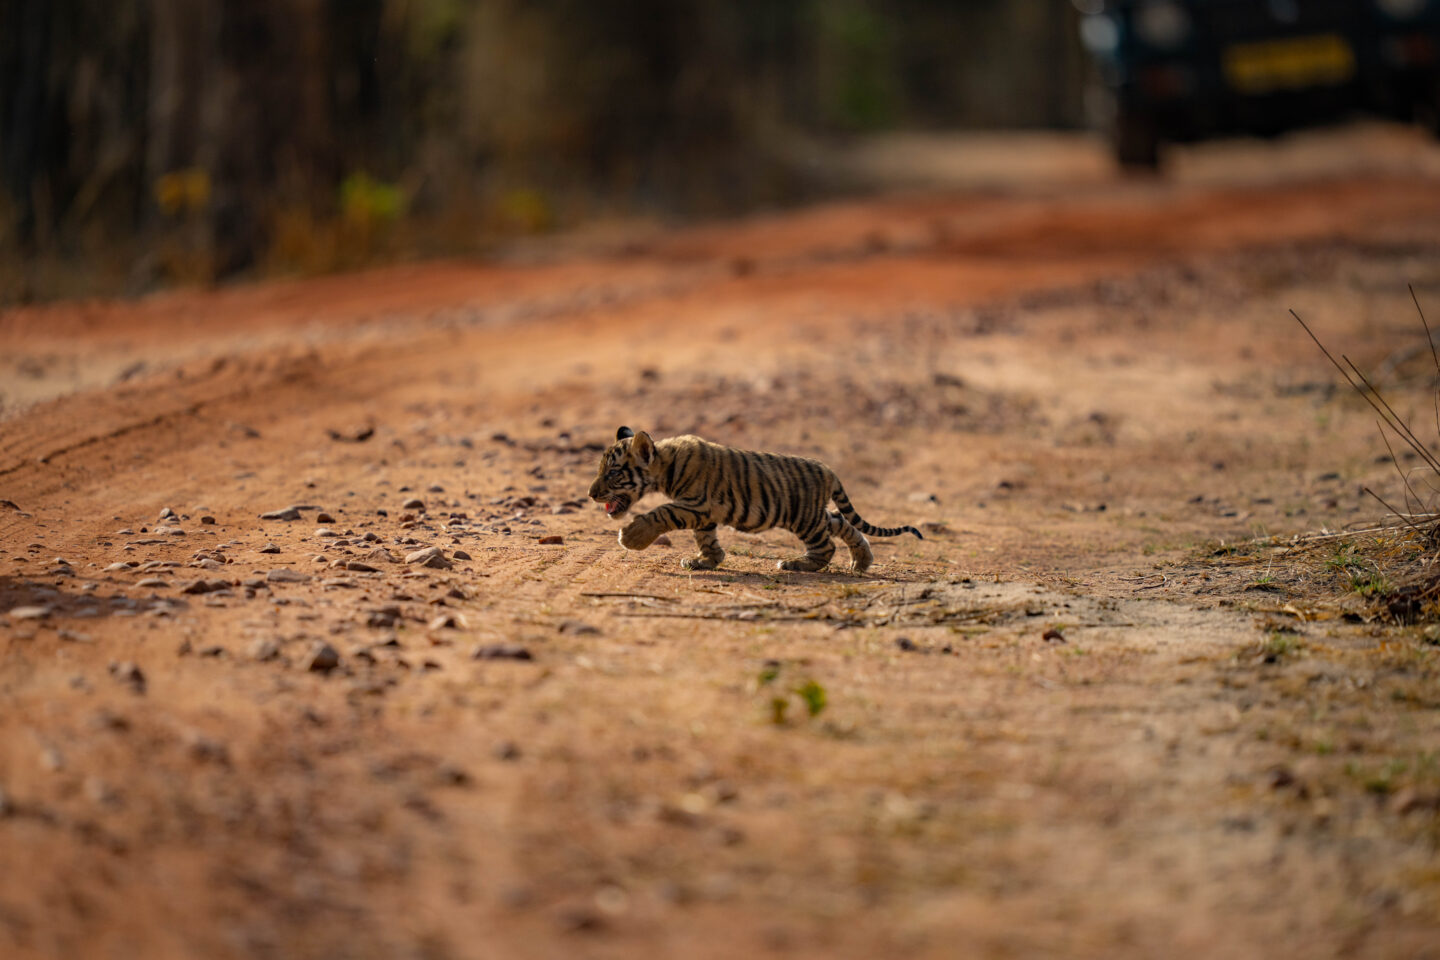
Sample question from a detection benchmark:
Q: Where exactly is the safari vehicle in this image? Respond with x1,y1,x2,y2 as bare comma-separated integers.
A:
1074,0,1440,167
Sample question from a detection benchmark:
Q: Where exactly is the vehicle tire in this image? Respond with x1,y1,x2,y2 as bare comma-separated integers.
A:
1114,108,1161,171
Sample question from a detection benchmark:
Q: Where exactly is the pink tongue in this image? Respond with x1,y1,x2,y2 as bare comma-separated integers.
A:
606,501,618,515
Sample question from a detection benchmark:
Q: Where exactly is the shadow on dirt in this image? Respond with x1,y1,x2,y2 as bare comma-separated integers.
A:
0,574,184,630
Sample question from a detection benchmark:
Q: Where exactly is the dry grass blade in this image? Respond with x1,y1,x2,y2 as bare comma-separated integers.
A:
1287,293,1440,623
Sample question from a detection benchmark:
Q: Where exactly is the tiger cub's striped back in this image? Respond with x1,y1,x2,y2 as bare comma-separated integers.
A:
588,427,922,573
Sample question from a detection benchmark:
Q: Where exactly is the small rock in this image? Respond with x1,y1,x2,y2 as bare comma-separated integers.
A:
136,577,169,589
452,549,472,561
435,764,471,787
345,561,380,573
895,636,918,653
259,542,282,554
180,578,230,595
185,732,230,765
39,746,64,771
108,661,146,694
260,507,302,521
1266,766,1297,790
494,740,522,761
7,605,52,621
538,535,564,545
305,643,341,673
558,619,600,636
1042,628,1067,643
200,515,216,525
327,424,374,443
266,568,311,584
366,607,401,628
429,613,463,630
316,512,335,524
85,776,121,808
158,507,177,521
104,562,135,572
361,531,380,542
472,643,533,661
652,534,672,547
249,639,280,662
193,558,224,571
315,527,339,538
402,498,426,512
405,546,453,570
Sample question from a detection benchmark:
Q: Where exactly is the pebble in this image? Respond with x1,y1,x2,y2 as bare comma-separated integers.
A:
405,546,453,570
366,547,397,564
154,525,186,536
315,527,339,538
7,605,53,621
345,561,381,573
538,535,564,546
108,661,147,694
402,498,426,512
185,732,230,765
158,507,177,521
558,620,600,636
194,558,224,571
261,507,302,521
305,643,341,673
181,578,230,595
472,643,533,661
361,531,380,542
452,549,472,561
136,577,169,589
259,542,282,554
249,639,280,662
366,608,400,628
895,637,918,652
427,485,445,493
316,512,335,524
428,614,462,630
266,568,311,584
200,516,217,525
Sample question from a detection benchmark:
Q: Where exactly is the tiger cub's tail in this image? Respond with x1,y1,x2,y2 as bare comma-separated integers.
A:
832,481,924,540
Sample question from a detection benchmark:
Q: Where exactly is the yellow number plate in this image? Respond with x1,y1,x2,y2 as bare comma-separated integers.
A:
1223,34,1356,94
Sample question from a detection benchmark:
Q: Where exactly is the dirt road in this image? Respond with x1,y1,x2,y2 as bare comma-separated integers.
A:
4,131,1440,959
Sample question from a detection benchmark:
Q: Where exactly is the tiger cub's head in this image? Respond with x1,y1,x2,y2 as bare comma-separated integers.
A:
588,426,657,520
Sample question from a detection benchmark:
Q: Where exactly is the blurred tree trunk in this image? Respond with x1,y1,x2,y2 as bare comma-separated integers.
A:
1,0,64,250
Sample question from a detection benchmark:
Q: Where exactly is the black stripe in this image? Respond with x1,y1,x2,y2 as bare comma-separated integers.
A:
735,451,752,528
663,452,678,493
754,456,773,529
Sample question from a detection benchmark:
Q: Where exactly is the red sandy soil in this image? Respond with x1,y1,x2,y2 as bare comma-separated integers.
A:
3,128,1440,959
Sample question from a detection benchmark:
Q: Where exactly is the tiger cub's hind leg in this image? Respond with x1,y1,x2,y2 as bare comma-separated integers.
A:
681,523,726,571
777,522,837,573
829,511,874,574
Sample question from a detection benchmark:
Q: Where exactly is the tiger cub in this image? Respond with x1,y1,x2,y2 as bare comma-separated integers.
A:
588,426,922,573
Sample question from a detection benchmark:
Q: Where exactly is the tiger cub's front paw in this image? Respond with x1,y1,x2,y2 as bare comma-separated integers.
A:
619,519,661,551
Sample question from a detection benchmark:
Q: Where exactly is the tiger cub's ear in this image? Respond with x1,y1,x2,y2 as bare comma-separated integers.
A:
616,426,635,441
631,430,655,466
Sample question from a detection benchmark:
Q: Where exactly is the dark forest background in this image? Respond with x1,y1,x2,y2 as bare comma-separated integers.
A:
0,0,1087,301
